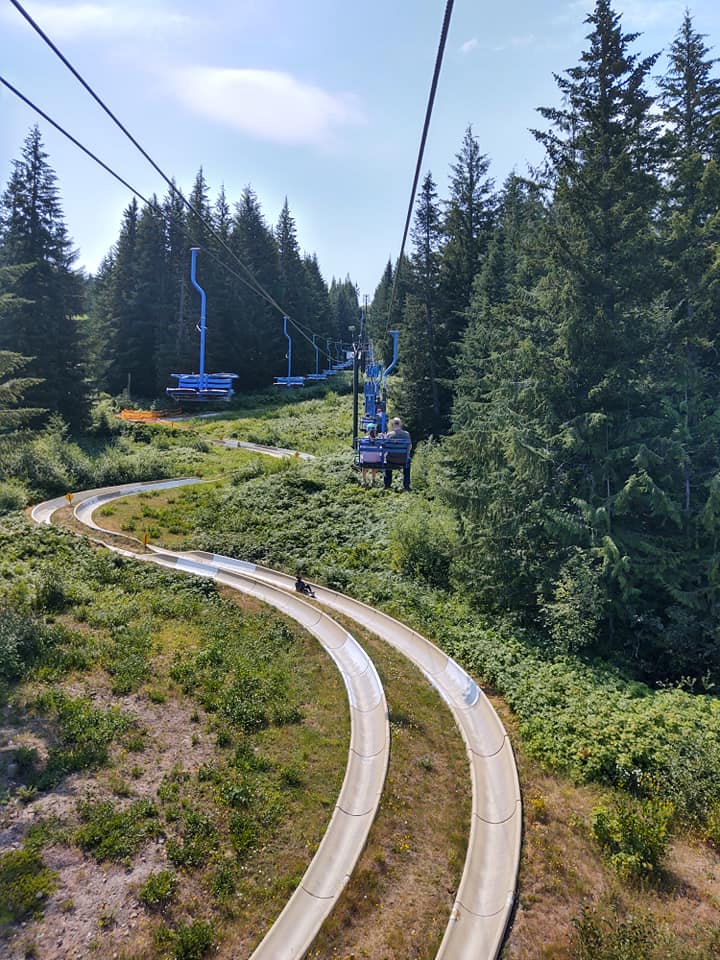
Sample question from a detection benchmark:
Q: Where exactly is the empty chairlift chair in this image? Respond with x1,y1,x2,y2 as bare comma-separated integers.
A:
305,335,328,382
167,248,238,403
274,316,306,387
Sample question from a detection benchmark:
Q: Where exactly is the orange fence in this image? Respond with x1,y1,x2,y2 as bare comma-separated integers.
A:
118,409,182,422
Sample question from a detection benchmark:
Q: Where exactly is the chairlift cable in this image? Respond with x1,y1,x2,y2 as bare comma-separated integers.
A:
9,0,302,328
0,74,294,318
0,74,152,207
385,0,455,333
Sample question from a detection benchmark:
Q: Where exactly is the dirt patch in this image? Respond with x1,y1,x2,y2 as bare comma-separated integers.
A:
2,676,218,960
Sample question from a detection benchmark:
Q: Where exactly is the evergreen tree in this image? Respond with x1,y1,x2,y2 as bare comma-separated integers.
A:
303,254,333,369
399,172,447,435
447,3,720,679
0,126,87,425
439,126,495,345
0,350,44,432
275,199,312,372
231,187,282,387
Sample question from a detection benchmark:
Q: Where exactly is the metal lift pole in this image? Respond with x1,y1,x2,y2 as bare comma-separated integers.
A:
189,247,206,386
283,316,292,381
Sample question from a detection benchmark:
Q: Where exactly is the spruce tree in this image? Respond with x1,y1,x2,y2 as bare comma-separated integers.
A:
439,126,495,345
275,199,312,372
231,187,282,387
447,2,720,679
400,172,447,435
0,126,87,425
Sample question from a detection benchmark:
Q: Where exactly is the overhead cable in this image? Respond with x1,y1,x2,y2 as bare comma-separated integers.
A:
0,74,329,342
0,74,151,206
9,0,297,323
385,0,455,330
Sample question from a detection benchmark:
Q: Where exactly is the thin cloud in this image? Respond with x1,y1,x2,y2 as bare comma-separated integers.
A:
460,37,479,54
169,66,365,147
1,2,191,39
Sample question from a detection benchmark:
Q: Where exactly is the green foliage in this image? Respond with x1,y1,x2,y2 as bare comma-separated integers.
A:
156,919,215,960
571,905,657,960
137,870,178,910
388,499,457,587
75,798,159,863
0,478,29,513
539,549,607,654
0,847,56,931
591,796,674,882
165,808,217,868
32,688,135,789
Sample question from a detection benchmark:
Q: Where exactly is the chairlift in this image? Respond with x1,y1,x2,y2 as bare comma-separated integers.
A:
167,248,238,403
274,316,306,387
305,334,328,382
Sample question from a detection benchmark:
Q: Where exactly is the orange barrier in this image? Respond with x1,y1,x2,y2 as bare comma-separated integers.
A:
118,409,182,422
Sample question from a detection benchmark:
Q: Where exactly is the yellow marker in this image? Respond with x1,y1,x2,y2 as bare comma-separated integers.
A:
142,533,149,547
65,492,73,503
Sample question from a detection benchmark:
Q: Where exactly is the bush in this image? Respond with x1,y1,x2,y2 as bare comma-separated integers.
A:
75,799,159,863
539,548,607,654
0,609,46,681
0,847,56,930
591,796,674,882
0,479,29,514
571,905,656,960
137,870,178,910
388,500,458,587
157,920,214,960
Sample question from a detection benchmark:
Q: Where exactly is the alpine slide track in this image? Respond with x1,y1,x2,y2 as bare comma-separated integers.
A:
31,443,522,960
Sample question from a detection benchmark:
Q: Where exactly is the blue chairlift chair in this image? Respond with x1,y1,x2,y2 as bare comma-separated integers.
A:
167,248,238,402
305,334,328,382
274,316,306,387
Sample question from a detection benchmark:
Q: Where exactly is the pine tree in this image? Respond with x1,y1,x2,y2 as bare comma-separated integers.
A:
400,171,447,435
446,3,720,679
276,199,312,372
0,350,44,432
439,126,496,345
0,126,87,425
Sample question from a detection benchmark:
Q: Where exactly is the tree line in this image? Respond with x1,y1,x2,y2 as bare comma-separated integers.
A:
0,131,360,426
377,2,720,682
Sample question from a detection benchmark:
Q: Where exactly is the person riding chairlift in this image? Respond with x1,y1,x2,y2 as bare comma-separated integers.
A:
360,424,382,487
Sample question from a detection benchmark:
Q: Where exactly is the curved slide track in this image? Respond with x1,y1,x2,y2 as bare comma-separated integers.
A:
33,477,521,960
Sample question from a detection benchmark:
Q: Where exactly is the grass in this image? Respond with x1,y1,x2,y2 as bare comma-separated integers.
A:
0,847,56,932
95,393,720,958
0,513,350,957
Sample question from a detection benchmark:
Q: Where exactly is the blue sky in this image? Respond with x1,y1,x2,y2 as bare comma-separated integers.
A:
2,0,720,300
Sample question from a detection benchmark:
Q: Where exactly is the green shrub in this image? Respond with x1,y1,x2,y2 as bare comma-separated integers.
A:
165,809,216,868
571,905,656,960
33,688,134,788
0,479,29,514
591,796,674,882
156,920,215,960
75,798,159,863
706,802,720,850
0,609,45,681
388,500,458,587
539,548,607,654
0,848,56,930
137,870,178,910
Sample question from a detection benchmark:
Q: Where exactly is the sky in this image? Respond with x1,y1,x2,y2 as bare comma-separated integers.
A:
2,0,720,302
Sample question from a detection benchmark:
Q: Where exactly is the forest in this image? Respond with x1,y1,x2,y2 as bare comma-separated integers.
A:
2,2,720,956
